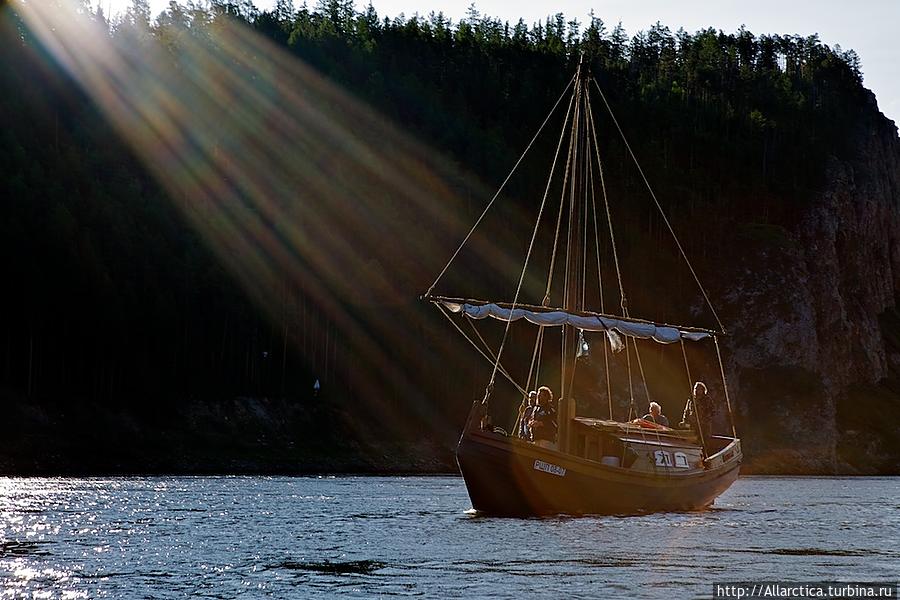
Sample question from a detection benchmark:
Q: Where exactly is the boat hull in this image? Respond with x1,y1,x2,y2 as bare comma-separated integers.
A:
457,430,741,516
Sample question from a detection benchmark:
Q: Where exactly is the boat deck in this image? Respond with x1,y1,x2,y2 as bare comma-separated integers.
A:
573,417,698,441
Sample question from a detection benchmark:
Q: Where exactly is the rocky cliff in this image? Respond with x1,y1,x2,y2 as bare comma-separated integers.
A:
723,95,900,474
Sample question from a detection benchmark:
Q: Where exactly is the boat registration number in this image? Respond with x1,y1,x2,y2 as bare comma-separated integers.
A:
534,459,566,477
654,450,691,468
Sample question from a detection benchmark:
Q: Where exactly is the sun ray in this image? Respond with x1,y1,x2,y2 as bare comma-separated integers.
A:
10,0,530,437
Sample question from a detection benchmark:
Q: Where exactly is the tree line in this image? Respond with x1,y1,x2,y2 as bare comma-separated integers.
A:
0,0,875,439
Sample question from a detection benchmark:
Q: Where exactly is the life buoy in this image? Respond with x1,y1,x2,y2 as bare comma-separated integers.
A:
631,418,667,430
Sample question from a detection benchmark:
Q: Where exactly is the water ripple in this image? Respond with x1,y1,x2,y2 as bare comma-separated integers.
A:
271,559,386,575
0,475,897,598
0,540,53,557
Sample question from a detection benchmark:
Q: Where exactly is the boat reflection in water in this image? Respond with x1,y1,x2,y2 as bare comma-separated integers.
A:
424,56,741,516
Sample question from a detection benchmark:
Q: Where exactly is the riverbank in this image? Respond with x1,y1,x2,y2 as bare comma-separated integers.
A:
0,395,457,476
1,395,897,476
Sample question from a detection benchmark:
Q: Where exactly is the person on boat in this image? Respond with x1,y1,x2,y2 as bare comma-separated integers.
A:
685,381,714,444
528,386,557,449
642,401,669,427
517,391,537,439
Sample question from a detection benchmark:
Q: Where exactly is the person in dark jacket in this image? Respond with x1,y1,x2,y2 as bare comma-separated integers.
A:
685,381,714,447
528,386,557,449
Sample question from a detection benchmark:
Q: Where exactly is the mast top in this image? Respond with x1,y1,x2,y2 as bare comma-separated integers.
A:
576,51,589,81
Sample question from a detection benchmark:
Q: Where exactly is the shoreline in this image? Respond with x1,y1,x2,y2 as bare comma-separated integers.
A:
3,395,897,477
3,470,899,477
3,461,899,478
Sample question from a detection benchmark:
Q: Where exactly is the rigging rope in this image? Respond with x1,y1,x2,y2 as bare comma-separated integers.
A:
632,341,651,408
436,304,527,396
630,337,663,458
587,143,613,420
562,77,584,401
514,325,546,437
585,88,628,315
525,326,544,393
542,92,578,306
517,89,580,412
592,78,725,333
580,81,590,314
485,80,578,399
680,338,693,396
425,74,576,297
715,336,738,437
636,340,667,464
679,338,695,430
624,337,636,420
433,65,730,441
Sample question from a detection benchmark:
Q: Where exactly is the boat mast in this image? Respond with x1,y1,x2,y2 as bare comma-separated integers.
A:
559,54,589,452
423,54,742,450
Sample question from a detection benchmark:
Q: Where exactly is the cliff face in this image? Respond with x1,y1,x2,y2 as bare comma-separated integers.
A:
723,98,900,474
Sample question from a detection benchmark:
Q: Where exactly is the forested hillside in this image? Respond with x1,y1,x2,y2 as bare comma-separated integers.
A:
2,0,896,473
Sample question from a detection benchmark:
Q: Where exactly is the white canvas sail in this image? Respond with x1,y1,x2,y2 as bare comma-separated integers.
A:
439,300,710,344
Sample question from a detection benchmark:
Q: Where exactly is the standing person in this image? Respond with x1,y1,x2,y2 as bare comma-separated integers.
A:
687,381,714,447
528,386,557,449
517,391,537,439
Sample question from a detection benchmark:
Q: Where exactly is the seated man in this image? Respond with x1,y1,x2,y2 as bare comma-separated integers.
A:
528,386,558,449
643,401,669,427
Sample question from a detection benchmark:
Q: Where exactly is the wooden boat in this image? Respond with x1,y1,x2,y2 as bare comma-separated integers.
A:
457,414,740,516
424,56,741,516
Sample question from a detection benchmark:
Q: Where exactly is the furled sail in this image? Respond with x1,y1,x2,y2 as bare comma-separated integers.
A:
437,299,711,344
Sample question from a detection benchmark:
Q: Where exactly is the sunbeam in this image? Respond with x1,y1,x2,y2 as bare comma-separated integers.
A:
10,0,529,441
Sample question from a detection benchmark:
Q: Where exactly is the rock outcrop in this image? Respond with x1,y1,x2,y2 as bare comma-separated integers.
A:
724,97,900,474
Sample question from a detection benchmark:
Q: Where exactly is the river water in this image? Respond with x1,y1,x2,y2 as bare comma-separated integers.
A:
0,476,896,598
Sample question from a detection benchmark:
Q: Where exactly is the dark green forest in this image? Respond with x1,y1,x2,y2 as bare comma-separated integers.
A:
0,0,879,468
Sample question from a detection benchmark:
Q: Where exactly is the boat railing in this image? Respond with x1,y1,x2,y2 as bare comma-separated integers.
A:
702,436,741,469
